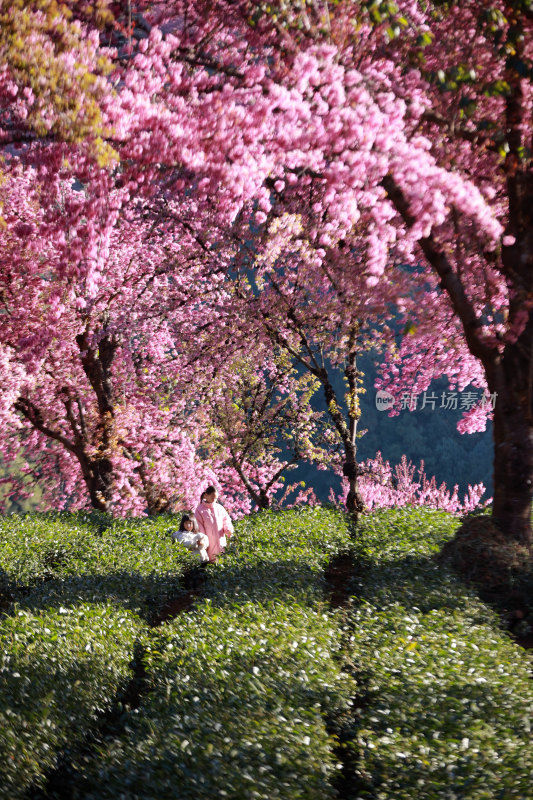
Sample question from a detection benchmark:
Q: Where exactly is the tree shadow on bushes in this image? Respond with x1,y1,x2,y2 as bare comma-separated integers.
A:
439,515,533,598
349,553,490,617
438,515,533,645
12,570,187,623
0,565,12,611
204,557,326,608
196,546,475,618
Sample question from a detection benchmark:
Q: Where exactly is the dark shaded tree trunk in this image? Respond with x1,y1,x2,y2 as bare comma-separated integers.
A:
74,324,118,513
319,352,365,519
343,331,365,517
342,450,364,517
488,320,533,547
78,453,114,513
488,60,533,547
258,488,270,509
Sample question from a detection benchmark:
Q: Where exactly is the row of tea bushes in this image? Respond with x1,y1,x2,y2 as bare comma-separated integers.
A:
77,602,354,800
58,508,356,799
0,602,143,799
7,504,528,799
0,512,197,797
0,512,195,617
0,513,90,595
343,508,533,799
205,505,352,606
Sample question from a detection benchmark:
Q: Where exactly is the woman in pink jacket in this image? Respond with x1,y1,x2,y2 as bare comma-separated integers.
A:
194,486,234,562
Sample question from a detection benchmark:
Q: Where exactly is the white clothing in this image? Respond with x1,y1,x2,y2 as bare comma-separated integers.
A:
172,530,209,563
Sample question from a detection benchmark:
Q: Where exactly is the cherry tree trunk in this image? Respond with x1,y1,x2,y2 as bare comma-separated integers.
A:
257,488,270,509
318,366,364,518
491,146,533,547
83,457,114,513
490,330,533,548
76,327,117,514
342,441,365,518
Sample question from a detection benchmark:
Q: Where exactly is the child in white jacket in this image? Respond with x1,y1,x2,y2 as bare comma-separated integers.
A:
171,513,209,563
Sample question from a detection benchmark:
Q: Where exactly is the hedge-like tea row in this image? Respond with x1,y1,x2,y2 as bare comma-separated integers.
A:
206,505,352,606
64,507,356,799
343,507,533,799
0,513,90,595
0,602,143,799
78,602,354,800
0,512,196,616
0,513,201,799
6,505,528,799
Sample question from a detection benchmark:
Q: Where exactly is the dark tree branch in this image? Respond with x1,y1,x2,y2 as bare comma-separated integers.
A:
381,174,495,365
15,397,78,455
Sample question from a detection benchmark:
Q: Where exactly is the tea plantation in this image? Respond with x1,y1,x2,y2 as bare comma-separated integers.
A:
0,507,532,799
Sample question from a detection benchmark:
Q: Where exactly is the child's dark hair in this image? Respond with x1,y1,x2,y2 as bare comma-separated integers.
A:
204,485,217,496
179,513,199,532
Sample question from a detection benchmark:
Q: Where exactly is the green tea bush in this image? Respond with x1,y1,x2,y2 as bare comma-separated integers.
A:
0,513,91,596
66,507,355,799
0,513,199,797
0,512,196,617
346,603,533,799
208,506,352,606
76,601,354,800
342,507,533,798
5,504,530,800
232,506,351,565
0,602,143,799
354,506,460,563
350,508,494,620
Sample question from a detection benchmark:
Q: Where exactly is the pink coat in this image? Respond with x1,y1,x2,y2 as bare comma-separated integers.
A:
194,501,234,561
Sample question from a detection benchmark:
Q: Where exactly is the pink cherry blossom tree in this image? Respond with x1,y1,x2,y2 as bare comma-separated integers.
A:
0,0,116,154
3,0,529,539
330,452,487,516
203,347,328,509
230,210,405,517
0,1,280,514
217,0,533,542
0,161,250,514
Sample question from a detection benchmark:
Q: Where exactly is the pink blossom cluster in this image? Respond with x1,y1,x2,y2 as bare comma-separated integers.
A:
329,453,489,515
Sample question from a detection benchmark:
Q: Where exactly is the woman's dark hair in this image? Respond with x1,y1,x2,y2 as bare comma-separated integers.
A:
204,485,217,496
179,513,199,532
